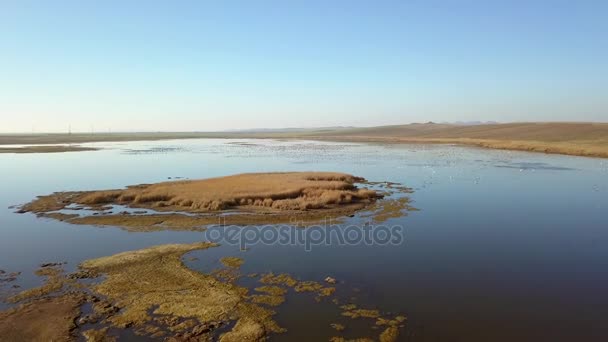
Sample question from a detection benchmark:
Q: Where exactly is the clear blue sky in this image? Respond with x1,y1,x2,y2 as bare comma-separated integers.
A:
1,0,606,132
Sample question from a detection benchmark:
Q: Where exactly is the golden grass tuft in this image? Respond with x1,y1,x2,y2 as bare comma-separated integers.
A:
73,172,380,213
19,172,413,230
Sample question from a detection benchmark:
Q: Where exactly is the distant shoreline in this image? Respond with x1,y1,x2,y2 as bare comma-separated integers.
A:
0,145,99,154
1,122,607,158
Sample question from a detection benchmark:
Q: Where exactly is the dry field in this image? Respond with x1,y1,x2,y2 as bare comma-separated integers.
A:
306,122,608,158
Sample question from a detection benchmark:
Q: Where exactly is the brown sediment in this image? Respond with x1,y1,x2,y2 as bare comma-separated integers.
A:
0,145,98,154
41,212,80,221
0,271,21,302
0,270,20,284
67,211,357,231
0,292,86,341
20,192,82,212
69,214,210,232
220,256,244,268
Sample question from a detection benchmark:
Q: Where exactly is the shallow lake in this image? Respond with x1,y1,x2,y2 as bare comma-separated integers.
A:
1,139,607,341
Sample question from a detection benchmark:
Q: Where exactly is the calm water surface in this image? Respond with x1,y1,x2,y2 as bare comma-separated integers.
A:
1,139,607,341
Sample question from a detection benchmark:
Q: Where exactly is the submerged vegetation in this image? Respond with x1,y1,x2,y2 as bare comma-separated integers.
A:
220,256,245,268
0,242,407,341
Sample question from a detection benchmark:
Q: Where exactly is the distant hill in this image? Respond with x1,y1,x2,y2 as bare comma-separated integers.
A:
308,122,607,140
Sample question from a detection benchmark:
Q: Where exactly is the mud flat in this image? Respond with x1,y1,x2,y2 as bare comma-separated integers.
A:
19,172,413,231
0,292,87,341
0,145,98,153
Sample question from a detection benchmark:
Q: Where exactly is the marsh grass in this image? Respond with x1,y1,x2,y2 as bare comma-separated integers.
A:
74,172,380,213
20,172,413,231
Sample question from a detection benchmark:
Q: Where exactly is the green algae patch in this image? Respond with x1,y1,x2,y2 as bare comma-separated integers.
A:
220,256,244,268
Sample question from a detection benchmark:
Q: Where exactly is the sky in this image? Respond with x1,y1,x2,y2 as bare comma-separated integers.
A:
1,0,607,133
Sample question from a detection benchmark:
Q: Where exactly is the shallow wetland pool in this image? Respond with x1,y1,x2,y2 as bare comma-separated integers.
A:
1,138,608,341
